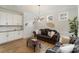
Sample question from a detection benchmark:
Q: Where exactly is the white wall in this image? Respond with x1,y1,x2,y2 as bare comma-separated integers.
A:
23,5,78,38
52,6,78,36
23,12,37,38
34,5,78,36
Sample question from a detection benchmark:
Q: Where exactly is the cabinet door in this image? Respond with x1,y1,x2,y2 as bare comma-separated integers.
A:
12,14,17,25
7,31,23,42
17,15,22,25
14,31,23,40
17,31,23,39
0,12,7,25
14,31,20,40
7,32,15,42
19,31,23,38
13,15,22,25
8,31,19,41
7,13,13,25
0,33,7,44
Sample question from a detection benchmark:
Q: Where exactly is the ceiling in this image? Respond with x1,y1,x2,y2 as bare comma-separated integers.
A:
0,5,77,14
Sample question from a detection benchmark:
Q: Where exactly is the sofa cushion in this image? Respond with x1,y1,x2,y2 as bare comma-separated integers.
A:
72,45,79,53
58,44,75,53
48,31,55,37
48,32,51,36
74,38,79,45
40,29,48,35
37,34,50,39
46,47,59,53
50,31,55,37
36,30,41,34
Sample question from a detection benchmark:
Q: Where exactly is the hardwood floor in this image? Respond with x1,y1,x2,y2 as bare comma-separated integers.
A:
0,38,54,53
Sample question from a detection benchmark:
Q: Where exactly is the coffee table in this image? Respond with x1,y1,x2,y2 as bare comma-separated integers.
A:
27,39,41,52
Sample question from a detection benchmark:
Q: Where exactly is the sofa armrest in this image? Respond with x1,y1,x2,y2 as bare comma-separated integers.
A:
46,48,57,53
60,36,71,44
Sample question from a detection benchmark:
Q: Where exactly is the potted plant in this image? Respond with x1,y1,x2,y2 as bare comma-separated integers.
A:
69,16,78,37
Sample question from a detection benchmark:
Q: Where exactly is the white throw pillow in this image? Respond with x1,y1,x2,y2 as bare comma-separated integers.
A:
48,32,51,36
50,31,55,37
58,44,75,53
38,30,41,34
36,30,41,34
36,30,39,34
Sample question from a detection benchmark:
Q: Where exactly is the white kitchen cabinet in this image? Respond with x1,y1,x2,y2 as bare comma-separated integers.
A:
12,14,22,25
17,31,23,39
0,12,7,25
0,31,23,44
14,31,20,40
8,31,19,41
20,31,23,38
7,32,15,42
0,10,23,44
7,31,23,42
0,11,22,25
7,13,13,25
0,33,7,44
12,14,18,25
17,15,23,25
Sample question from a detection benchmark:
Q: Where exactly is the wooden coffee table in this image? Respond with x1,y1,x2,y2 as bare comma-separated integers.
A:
27,39,41,52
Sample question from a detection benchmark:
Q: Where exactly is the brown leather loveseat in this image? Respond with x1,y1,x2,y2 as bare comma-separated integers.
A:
33,28,60,44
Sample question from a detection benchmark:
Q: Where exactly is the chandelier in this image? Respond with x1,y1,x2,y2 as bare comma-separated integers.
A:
34,5,41,22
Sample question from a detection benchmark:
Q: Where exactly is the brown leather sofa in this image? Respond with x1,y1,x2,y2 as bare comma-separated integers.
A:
33,29,60,44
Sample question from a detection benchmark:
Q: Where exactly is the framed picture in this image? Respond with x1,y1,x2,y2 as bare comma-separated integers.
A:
47,15,53,21
33,16,45,23
59,12,68,21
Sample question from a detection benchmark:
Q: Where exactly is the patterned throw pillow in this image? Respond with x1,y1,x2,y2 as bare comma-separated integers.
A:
36,30,41,34
48,31,55,37
48,32,51,36
50,31,55,37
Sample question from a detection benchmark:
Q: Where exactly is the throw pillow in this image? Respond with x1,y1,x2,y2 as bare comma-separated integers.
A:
38,30,41,34
36,30,39,34
74,38,79,45
48,32,51,36
73,45,79,53
36,30,41,34
50,31,55,37
58,44,75,53
60,36,70,44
